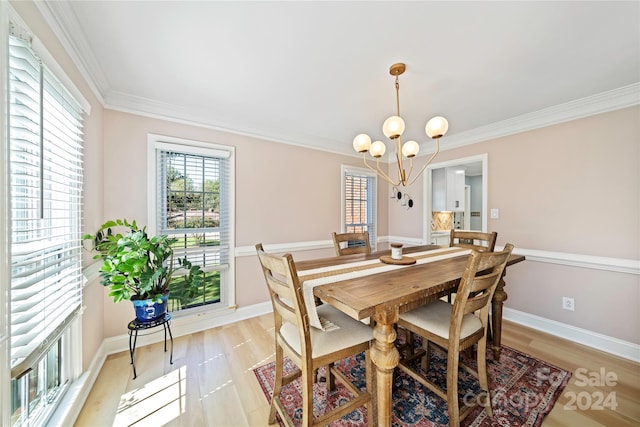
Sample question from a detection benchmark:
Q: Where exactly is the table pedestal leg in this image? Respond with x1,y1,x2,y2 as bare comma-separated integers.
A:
491,271,508,360
371,311,399,427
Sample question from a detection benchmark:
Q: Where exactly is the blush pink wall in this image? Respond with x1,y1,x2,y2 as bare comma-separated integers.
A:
101,109,390,336
10,0,638,399
389,107,640,343
387,176,426,239
79,102,105,372
487,108,638,258
100,106,639,344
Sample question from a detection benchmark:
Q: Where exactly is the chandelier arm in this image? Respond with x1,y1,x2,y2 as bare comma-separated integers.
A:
353,63,447,191
360,153,379,174
361,154,399,187
375,157,400,187
395,137,406,185
407,138,441,187
405,156,415,186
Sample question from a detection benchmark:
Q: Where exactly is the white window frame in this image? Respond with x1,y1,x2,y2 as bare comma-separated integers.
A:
147,133,236,315
2,8,87,426
341,165,377,251
1,2,11,422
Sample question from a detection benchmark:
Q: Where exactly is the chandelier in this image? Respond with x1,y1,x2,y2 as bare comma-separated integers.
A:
352,63,448,187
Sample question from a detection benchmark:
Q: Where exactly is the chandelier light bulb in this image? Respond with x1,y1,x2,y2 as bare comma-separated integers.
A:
369,140,386,158
353,63,449,188
353,134,372,153
425,116,449,139
402,140,420,158
382,116,405,139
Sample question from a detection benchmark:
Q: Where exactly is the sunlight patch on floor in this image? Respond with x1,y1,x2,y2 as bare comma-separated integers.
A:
248,352,275,371
200,379,234,400
199,352,225,366
115,366,187,426
233,338,251,349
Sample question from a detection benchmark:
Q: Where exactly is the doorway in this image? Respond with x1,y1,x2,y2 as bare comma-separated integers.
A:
422,153,488,244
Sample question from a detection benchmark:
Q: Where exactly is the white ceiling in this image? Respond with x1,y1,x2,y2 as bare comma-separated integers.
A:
40,1,639,157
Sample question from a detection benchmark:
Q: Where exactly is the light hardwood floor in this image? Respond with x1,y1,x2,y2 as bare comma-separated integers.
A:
75,314,639,426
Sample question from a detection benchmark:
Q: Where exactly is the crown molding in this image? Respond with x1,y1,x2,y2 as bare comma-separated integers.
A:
110,82,640,158
421,83,640,154
38,3,639,156
35,0,107,104
104,90,354,159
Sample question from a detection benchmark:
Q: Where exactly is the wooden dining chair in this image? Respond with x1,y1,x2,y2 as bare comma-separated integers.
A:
447,230,498,304
396,244,514,427
331,231,371,256
255,243,377,427
449,229,497,252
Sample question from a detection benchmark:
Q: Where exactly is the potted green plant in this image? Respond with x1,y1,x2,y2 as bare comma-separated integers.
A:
83,218,203,321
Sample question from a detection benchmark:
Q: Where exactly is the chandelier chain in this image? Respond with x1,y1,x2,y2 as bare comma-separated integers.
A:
395,76,401,117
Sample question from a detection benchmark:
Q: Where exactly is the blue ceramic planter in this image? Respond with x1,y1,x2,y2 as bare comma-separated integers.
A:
132,293,168,322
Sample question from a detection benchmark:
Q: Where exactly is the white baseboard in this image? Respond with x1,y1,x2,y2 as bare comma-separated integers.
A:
102,301,273,356
97,302,639,367
67,301,638,426
503,307,640,363
66,302,273,425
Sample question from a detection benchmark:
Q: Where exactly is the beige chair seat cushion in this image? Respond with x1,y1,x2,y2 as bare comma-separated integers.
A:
281,304,373,358
399,300,482,340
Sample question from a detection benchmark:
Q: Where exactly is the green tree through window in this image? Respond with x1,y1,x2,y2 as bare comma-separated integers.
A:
159,151,229,311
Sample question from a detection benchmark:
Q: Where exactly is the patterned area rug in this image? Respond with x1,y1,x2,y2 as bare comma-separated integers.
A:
253,344,570,426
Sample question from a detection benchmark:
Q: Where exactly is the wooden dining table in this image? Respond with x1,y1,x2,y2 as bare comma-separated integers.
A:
294,244,525,427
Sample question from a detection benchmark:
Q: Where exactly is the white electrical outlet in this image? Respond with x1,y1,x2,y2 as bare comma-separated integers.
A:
562,297,575,311
490,208,499,219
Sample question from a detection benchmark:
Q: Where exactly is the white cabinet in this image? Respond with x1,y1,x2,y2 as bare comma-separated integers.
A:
432,168,465,212
430,232,451,246
432,168,446,211
445,168,465,211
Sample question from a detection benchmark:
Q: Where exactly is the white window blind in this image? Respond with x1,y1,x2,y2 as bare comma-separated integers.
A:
8,35,84,378
157,148,231,275
343,167,377,251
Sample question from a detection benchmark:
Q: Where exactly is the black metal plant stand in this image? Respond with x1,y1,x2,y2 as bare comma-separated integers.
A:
127,312,173,379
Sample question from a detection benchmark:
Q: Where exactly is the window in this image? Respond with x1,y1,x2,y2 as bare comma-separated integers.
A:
341,166,377,251
148,135,235,314
6,31,85,426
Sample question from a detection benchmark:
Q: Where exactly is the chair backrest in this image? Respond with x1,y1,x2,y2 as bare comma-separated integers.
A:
331,231,371,256
451,243,514,337
449,230,497,252
255,244,310,356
